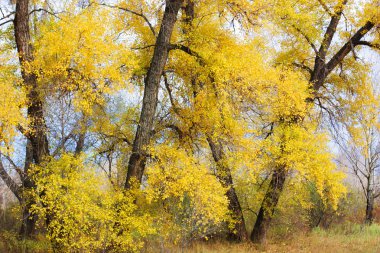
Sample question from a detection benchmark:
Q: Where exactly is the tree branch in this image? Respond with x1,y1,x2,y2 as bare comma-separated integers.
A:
29,8,62,20
326,21,376,75
318,0,347,61
0,157,21,202
292,62,313,75
356,40,380,50
98,3,156,37
0,152,24,180
292,24,318,54
317,0,333,16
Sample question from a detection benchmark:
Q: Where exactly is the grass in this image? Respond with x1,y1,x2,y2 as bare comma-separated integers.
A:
168,223,380,253
2,223,380,252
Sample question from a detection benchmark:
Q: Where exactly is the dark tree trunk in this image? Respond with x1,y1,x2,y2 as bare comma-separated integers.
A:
250,166,286,244
19,201,38,237
75,132,86,155
365,190,374,225
124,0,184,189
207,138,248,241
14,0,50,238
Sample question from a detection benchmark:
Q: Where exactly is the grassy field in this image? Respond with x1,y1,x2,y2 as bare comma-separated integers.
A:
166,224,380,253
2,224,380,253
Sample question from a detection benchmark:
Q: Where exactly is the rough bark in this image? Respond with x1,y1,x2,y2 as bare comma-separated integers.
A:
250,166,286,243
365,190,374,225
14,0,50,238
124,0,184,189
207,137,248,241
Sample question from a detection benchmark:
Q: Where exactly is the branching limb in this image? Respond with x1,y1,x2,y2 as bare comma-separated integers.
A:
98,3,156,37
326,21,376,75
356,40,380,50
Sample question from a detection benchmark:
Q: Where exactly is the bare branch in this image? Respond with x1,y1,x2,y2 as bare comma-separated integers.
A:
292,24,318,54
29,8,62,20
98,3,156,37
0,157,21,202
292,62,313,75
0,19,13,27
317,0,333,16
356,40,380,50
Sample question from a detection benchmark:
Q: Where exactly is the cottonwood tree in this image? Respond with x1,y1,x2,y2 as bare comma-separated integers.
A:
0,0,132,237
121,0,185,189
250,0,380,243
0,0,372,248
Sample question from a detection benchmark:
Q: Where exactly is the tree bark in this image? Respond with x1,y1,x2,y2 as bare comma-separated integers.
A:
14,0,50,238
124,0,184,189
310,20,375,90
0,159,21,202
365,189,374,225
250,166,286,243
207,137,248,241
365,195,374,225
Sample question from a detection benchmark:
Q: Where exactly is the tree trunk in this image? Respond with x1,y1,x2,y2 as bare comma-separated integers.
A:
14,0,50,238
250,166,286,244
124,0,183,189
365,190,374,225
19,201,38,237
176,1,248,241
207,137,248,241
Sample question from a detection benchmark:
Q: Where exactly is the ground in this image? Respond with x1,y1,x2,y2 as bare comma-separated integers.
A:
2,224,380,253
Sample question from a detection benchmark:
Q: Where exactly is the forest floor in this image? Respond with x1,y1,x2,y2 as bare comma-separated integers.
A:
162,224,380,253
2,224,380,253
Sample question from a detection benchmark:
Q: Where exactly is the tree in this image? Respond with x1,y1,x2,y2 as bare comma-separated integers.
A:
124,0,184,189
13,0,50,237
0,0,134,238
0,0,374,248
250,0,380,243
335,78,380,224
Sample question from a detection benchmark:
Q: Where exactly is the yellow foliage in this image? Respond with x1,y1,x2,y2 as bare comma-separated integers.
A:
0,65,25,151
31,4,136,114
30,154,154,252
145,145,230,243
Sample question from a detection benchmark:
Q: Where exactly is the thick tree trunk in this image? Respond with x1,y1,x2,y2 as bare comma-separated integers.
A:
14,0,50,238
250,166,286,244
207,137,248,241
124,0,184,189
